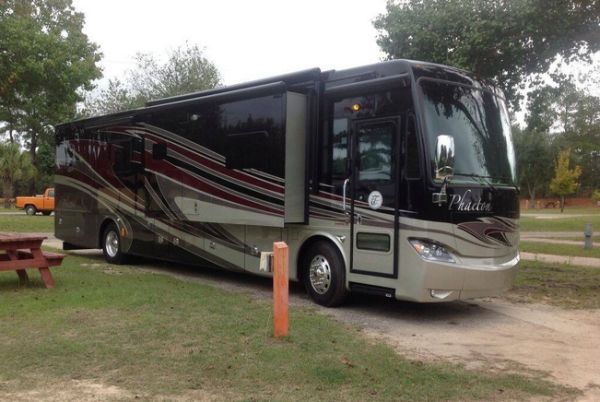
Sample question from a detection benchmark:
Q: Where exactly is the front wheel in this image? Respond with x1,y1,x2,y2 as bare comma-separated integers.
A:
102,223,127,264
25,205,37,216
301,241,348,307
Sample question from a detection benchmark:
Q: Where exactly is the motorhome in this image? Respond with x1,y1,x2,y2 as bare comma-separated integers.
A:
55,59,519,306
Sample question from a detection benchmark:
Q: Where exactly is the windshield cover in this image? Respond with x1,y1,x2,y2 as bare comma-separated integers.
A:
419,79,516,185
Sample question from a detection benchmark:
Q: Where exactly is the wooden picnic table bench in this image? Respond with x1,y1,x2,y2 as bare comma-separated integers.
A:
0,233,65,288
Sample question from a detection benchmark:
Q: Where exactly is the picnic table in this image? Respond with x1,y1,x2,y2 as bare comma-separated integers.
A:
0,233,65,288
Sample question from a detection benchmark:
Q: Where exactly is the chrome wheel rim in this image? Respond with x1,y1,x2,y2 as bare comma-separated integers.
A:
105,230,119,258
309,254,332,295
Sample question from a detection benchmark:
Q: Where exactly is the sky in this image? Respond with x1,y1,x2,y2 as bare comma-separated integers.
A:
72,0,389,87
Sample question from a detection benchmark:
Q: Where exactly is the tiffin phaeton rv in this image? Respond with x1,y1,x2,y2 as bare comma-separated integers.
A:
55,59,519,306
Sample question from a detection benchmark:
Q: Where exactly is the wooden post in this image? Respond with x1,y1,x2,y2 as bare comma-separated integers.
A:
273,241,289,338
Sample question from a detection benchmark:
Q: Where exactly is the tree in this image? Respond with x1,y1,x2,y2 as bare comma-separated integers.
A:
373,0,600,108
0,0,102,171
513,126,554,207
592,189,600,206
83,44,221,116
81,79,144,116
528,78,600,194
36,140,55,192
550,149,582,212
130,44,221,102
555,92,600,194
0,142,36,207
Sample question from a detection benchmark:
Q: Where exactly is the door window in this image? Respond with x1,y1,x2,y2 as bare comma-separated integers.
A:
356,123,394,182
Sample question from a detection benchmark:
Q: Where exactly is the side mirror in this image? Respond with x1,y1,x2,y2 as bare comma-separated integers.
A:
435,134,455,181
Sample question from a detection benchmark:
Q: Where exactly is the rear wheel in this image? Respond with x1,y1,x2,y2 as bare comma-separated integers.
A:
102,223,127,264
301,241,348,307
25,205,36,216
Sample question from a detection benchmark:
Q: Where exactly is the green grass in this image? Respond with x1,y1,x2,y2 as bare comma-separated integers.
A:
0,214,54,232
0,255,570,401
507,260,600,309
520,241,600,258
520,214,600,232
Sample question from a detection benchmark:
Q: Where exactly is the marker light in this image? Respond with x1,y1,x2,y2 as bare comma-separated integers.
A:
351,103,361,112
409,239,455,263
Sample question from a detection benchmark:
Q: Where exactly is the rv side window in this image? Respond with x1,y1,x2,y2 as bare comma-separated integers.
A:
225,131,269,170
331,118,349,179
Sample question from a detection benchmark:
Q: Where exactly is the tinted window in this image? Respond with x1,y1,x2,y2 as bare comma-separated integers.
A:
356,122,394,182
150,95,285,177
419,79,516,185
221,96,285,176
331,118,349,179
319,90,409,186
225,131,270,170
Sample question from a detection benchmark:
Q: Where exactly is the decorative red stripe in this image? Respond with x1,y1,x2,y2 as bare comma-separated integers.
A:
146,156,283,216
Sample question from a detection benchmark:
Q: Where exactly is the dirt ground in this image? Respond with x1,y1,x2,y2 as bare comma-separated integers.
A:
28,245,600,401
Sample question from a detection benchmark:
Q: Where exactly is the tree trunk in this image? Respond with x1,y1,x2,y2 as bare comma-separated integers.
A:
527,184,536,208
560,196,565,213
29,130,37,194
2,180,14,209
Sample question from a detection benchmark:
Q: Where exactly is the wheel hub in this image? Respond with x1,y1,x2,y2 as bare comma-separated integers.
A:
105,231,119,258
309,254,332,294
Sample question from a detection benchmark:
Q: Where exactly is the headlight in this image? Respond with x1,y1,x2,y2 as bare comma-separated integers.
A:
409,239,455,263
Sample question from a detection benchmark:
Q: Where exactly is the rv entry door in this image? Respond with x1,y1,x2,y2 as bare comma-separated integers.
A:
349,118,399,278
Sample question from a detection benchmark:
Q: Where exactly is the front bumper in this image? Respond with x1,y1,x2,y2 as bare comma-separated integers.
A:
396,252,520,302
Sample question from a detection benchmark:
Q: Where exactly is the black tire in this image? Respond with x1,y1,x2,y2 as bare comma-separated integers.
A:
101,222,127,264
301,241,348,307
42,211,51,216
25,205,37,216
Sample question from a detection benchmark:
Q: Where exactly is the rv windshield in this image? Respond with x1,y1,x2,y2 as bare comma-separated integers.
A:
418,79,516,186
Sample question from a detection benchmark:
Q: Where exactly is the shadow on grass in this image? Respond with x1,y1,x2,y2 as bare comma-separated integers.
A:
0,278,49,291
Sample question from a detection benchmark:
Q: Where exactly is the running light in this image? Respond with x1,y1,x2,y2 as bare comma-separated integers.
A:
351,103,361,112
409,239,455,263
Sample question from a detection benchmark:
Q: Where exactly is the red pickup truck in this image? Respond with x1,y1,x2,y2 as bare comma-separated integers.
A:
15,188,55,216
